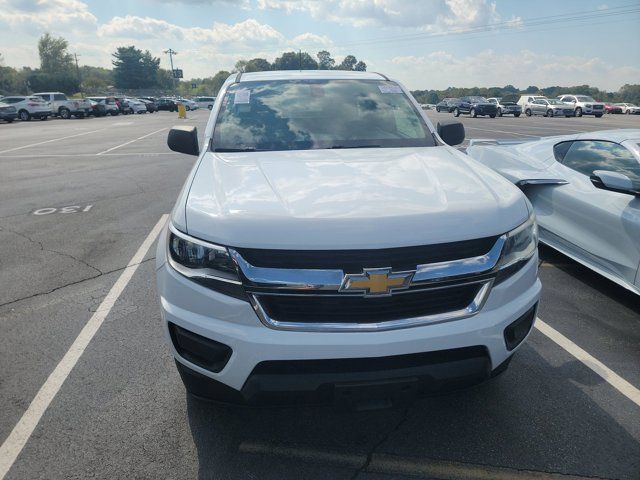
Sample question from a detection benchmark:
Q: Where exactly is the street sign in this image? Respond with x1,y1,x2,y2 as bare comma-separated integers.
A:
172,69,183,79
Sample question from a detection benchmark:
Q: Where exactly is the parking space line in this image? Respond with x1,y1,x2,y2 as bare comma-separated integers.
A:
96,127,168,155
0,214,168,480
0,129,103,155
535,318,640,408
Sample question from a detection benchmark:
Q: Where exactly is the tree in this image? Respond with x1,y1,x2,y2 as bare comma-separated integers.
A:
317,50,335,70
337,55,357,71
38,33,74,74
112,46,160,89
354,60,367,71
273,51,318,70
244,58,271,72
234,60,248,73
524,85,539,94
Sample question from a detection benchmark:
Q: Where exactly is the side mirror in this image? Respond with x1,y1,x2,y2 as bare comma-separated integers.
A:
168,126,199,156
590,170,636,195
437,121,465,146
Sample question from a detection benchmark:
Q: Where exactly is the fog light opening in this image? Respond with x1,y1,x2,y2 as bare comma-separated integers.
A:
169,322,232,373
504,303,538,351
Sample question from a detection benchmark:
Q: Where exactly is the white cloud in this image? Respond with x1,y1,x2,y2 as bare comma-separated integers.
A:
390,50,640,91
257,0,520,29
289,32,332,48
0,0,97,34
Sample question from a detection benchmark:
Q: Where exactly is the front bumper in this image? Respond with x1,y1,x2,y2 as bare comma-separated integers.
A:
157,234,541,402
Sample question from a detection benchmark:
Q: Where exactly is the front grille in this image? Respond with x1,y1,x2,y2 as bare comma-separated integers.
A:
235,236,499,273
256,283,482,324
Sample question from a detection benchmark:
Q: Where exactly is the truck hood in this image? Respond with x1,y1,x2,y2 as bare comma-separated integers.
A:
182,147,529,249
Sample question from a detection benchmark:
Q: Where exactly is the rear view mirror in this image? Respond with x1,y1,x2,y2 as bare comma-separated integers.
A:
437,121,465,146
590,170,637,196
168,126,199,156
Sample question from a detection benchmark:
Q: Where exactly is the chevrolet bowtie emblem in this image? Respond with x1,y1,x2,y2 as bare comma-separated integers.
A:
339,268,415,296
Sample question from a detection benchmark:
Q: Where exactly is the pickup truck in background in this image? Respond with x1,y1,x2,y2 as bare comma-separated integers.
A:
32,92,91,119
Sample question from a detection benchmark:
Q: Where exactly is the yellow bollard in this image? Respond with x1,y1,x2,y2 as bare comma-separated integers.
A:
177,102,187,119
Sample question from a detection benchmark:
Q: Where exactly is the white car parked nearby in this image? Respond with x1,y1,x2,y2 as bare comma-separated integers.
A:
157,70,541,408
0,95,52,121
467,129,640,295
32,92,91,119
517,95,547,112
557,94,605,117
126,98,148,114
194,96,216,110
614,103,640,115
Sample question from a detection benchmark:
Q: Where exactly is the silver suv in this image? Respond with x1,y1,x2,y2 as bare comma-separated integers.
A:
557,94,605,117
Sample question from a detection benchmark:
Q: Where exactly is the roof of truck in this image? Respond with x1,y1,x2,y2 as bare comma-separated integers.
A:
234,70,389,82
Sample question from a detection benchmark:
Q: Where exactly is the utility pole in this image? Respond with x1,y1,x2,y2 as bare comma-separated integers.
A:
74,53,82,97
298,49,302,70
164,48,177,93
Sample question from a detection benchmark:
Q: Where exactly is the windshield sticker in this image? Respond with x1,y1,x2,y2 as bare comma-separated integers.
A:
378,84,402,94
234,89,251,104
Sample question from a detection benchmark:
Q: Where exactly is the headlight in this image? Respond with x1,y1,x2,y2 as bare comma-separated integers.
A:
167,225,246,299
499,213,538,270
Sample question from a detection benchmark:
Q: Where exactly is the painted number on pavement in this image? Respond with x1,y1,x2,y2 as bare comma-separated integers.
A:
33,205,93,215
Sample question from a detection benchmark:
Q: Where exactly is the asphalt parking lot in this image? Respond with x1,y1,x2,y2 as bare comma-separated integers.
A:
0,110,639,480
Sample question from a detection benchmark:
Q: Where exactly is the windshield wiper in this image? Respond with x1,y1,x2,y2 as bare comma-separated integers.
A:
330,145,381,149
213,147,256,152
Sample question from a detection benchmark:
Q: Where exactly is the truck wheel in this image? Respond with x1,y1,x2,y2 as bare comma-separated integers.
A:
18,110,31,121
470,108,477,118
546,109,553,117
453,108,460,117
525,109,532,117
59,107,71,119
575,107,582,117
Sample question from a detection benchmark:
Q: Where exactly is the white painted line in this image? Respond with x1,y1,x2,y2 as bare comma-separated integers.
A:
535,318,640,408
464,126,539,137
0,153,175,158
96,127,167,155
0,214,168,479
0,129,103,155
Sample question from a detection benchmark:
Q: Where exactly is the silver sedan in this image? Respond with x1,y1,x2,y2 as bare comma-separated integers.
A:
467,129,640,295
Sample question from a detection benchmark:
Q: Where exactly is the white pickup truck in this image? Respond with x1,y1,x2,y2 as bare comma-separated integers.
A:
157,70,541,409
33,92,91,119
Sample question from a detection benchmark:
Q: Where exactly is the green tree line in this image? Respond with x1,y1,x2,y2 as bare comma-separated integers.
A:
1,33,639,106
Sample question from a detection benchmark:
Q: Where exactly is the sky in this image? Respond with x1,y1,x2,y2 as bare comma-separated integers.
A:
0,0,639,91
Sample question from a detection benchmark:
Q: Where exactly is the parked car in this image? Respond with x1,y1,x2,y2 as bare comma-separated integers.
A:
614,103,640,115
0,95,52,121
435,98,458,113
139,98,158,113
32,92,91,119
452,96,498,118
176,98,198,111
526,99,575,118
487,97,522,117
126,98,148,114
87,100,107,117
159,70,540,406
0,102,18,123
194,96,216,110
156,98,177,112
516,95,547,113
87,96,120,116
603,103,623,114
557,94,605,117
467,129,640,295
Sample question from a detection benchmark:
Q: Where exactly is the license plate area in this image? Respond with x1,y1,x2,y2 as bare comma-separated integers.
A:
333,377,419,411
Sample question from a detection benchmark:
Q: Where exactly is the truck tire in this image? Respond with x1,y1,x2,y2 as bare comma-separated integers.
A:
18,110,31,121
470,108,477,118
453,108,460,117
59,107,71,119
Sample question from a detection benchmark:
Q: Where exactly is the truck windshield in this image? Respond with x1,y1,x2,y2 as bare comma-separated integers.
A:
211,79,435,152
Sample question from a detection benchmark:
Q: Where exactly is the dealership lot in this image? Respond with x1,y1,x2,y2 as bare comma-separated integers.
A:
0,111,639,479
